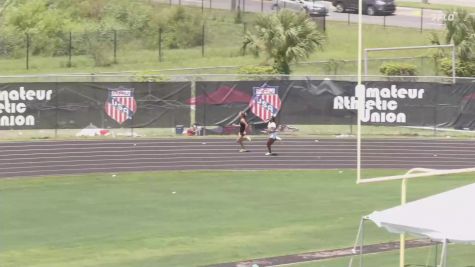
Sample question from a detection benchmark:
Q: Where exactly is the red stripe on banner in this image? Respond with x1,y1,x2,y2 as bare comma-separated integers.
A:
274,96,279,116
262,95,267,120
108,103,114,120
131,99,136,112
117,110,121,122
255,105,259,120
274,95,278,110
115,108,119,122
260,97,264,118
266,95,271,120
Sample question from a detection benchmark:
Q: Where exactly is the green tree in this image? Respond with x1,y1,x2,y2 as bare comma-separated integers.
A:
242,10,325,74
429,8,475,76
431,8,475,62
445,8,475,61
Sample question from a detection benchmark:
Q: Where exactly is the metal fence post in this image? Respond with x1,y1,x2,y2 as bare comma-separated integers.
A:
201,24,205,57
113,30,117,64
243,0,246,12
383,15,386,28
67,32,72,67
54,78,59,139
25,33,30,70
201,0,204,12
209,0,212,9
261,0,264,12
158,27,163,62
347,13,350,25
242,22,247,56
190,78,196,126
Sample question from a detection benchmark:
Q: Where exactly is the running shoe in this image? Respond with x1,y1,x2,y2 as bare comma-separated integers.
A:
265,152,272,156
246,136,252,141
276,136,282,141
239,149,249,152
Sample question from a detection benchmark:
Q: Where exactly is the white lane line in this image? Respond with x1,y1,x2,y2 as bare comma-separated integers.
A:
4,157,475,171
0,139,328,147
3,162,475,177
3,140,475,150
0,148,353,155
1,153,475,164
5,146,475,156
0,163,358,175
0,159,338,170
2,139,475,148
0,144,355,152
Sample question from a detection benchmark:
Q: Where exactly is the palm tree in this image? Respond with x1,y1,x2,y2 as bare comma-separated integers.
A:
242,10,325,74
444,8,475,61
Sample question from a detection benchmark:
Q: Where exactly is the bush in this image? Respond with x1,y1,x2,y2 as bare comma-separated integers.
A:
83,31,114,67
379,62,417,76
162,6,203,49
440,58,475,77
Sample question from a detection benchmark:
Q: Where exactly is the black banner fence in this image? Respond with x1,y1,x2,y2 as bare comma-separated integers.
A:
0,82,191,138
1,79,475,139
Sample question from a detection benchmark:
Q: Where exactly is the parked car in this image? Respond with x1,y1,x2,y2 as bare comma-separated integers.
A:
331,0,396,15
272,0,329,17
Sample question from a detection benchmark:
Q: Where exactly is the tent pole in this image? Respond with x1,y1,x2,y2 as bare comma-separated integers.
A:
439,239,448,267
400,177,408,267
359,218,365,267
348,217,365,267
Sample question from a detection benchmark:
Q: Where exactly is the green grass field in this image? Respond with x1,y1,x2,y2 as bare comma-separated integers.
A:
0,7,443,76
1,170,474,267
397,1,475,13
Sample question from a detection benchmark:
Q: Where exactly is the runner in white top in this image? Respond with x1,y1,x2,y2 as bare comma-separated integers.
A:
266,116,281,156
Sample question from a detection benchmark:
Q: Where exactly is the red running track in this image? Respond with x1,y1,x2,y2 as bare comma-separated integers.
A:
1,138,475,178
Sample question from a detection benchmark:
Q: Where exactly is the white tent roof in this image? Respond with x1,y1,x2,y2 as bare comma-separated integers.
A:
366,182,475,244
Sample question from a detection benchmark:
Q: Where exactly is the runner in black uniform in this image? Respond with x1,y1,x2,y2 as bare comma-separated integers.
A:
236,112,251,152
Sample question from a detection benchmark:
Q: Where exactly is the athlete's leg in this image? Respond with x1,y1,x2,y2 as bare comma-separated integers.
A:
237,133,247,151
266,138,275,154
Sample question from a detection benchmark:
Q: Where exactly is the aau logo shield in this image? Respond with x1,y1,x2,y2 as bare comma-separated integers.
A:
250,85,281,121
105,88,137,124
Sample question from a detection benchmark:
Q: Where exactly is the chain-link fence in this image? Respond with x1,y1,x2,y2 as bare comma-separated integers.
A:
0,1,448,74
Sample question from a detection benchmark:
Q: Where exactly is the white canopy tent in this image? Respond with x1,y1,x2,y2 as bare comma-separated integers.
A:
350,182,475,267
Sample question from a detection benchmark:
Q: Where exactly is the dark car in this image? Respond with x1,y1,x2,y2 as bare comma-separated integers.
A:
331,0,396,15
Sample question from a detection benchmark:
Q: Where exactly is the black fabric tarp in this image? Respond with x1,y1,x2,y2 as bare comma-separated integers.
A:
0,82,191,129
2,80,475,131
195,80,475,128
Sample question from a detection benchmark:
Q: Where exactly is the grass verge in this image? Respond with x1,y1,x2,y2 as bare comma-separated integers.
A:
1,170,474,267
397,1,475,13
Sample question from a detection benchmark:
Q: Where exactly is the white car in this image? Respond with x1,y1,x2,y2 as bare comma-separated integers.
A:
272,0,328,17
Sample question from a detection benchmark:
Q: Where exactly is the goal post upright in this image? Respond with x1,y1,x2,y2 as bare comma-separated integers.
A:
356,0,363,184
363,44,456,84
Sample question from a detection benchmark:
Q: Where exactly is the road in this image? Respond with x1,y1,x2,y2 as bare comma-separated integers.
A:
160,0,446,30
